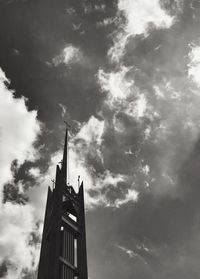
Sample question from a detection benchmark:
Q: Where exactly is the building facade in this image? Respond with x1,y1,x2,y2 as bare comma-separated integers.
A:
37,129,88,279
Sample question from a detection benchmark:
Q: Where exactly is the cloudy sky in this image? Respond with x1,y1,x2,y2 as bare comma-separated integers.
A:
1,0,200,278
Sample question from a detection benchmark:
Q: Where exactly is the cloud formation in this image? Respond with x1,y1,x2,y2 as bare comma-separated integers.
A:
118,0,174,35
0,203,40,279
0,68,41,200
188,43,200,87
52,45,82,66
0,68,41,278
108,0,175,62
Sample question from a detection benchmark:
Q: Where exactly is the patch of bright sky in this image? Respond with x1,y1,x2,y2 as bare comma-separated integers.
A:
188,44,200,87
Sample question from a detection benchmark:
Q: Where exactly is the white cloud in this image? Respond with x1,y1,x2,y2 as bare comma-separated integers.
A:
0,68,41,278
116,244,148,265
118,0,173,36
109,0,174,62
154,85,165,99
99,170,125,187
125,93,148,119
114,189,138,208
52,45,82,66
28,167,41,178
188,44,200,87
97,66,152,124
75,116,104,146
97,66,134,103
59,103,67,118
107,32,129,62
142,165,150,176
0,69,7,80
116,244,137,258
97,66,151,122
0,68,41,200
0,203,40,279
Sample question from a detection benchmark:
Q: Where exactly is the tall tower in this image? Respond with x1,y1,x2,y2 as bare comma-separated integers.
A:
37,129,88,279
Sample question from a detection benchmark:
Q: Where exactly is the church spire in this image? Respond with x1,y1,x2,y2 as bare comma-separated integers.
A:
37,127,88,279
61,127,68,183
61,121,71,184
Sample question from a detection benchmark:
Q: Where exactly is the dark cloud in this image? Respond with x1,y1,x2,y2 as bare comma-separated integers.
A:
0,0,116,126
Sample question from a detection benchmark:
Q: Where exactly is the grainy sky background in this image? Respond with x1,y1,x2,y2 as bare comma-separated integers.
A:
1,0,200,278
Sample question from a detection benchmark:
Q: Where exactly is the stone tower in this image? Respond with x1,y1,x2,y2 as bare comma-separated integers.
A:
37,129,88,279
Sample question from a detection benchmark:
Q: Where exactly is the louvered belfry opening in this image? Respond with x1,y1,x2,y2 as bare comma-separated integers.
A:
37,129,88,279
59,186,79,279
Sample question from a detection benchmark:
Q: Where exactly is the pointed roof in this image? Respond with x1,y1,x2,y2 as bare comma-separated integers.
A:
61,128,68,183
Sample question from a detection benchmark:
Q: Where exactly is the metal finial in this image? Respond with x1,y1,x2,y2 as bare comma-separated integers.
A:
78,175,80,188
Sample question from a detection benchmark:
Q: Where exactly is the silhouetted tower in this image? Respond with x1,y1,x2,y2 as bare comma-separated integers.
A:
37,128,88,279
